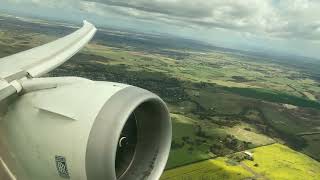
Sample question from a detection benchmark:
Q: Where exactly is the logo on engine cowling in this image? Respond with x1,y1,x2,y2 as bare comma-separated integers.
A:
55,155,70,179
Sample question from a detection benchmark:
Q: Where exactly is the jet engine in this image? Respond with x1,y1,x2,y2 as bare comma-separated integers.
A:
0,77,171,180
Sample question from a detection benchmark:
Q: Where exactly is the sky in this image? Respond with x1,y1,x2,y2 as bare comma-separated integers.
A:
0,0,320,59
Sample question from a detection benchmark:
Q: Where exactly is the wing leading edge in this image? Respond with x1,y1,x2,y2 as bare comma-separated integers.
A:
0,20,97,82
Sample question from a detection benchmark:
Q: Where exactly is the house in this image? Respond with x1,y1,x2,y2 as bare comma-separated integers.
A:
243,151,254,161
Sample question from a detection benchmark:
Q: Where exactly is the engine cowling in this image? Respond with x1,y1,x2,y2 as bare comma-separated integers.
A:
0,77,171,180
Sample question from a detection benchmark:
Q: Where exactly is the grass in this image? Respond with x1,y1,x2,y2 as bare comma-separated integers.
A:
162,143,320,180
170,114,196,139
223,86,320,109
225,124,275,146
167,114,219,168
187,90,246,115
166,111,278,169
260,104,317,137
244,143,320,180
301,134,320,161
84,41,320,102
161,157,253,180
303,91,317,101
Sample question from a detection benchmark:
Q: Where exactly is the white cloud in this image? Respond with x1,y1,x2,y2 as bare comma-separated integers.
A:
2,0,320,41
82,0,320,41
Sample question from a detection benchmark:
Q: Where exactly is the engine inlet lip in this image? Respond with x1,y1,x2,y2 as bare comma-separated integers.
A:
85,86,171,180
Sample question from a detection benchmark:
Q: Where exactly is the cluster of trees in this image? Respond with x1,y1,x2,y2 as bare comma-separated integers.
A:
223,135,251,151
209,135,252,156
227,152,254,165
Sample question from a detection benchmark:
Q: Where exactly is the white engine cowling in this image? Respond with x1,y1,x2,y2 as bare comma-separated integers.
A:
0,77,171,180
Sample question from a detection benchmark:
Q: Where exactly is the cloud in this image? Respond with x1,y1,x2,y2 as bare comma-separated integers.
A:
2,0,320,41
82,0,320,41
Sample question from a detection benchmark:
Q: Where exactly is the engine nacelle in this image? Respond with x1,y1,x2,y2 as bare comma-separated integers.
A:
0,77,171,180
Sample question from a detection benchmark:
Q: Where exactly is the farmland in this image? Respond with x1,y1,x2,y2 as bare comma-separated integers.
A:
0,14,320,179
161,143,320,180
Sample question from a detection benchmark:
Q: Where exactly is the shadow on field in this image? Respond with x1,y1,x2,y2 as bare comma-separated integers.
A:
161,158,253,180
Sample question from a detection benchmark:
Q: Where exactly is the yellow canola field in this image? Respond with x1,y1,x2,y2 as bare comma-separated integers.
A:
161,143,320,180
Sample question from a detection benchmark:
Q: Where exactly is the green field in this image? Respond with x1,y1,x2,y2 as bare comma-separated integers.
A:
161,144,320,180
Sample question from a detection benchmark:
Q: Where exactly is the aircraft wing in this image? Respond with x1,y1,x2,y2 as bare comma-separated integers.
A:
0,20,171,180
0,20,96,82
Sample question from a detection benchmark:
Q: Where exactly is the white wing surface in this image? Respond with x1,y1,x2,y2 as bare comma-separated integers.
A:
0,20,96,82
